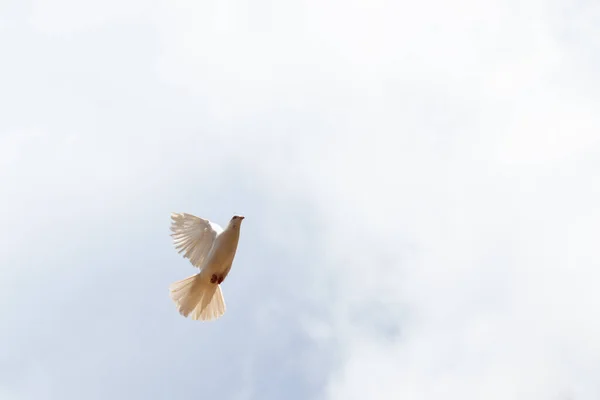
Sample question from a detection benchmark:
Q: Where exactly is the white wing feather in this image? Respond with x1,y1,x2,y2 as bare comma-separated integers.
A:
170,213,223,269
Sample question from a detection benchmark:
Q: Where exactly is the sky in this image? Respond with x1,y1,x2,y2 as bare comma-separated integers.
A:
1,0,600,399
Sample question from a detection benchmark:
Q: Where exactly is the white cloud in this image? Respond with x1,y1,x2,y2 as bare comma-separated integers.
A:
3,0,600,398
28,0,152,33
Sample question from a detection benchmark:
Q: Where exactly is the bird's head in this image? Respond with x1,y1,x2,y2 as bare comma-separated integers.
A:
229,215,245,229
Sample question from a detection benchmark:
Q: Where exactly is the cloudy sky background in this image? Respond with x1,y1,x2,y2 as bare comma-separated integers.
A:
1,0,600,399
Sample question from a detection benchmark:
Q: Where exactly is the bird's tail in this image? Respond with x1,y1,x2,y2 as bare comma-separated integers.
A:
169,274,226,321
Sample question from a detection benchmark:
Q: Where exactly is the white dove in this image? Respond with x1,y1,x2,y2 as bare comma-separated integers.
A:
169,213,244,321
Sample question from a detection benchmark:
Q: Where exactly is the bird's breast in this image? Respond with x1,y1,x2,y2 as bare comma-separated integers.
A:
203,230,240,273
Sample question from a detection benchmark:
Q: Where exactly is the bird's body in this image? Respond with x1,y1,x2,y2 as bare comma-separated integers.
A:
169,213,244,321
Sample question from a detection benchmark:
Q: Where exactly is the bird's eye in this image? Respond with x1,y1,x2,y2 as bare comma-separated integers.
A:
233,216,237,219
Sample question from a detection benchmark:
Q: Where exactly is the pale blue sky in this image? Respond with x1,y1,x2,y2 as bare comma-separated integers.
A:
2,1,600,399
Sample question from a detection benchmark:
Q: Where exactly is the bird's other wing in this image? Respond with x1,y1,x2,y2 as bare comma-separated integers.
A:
170,213,224,269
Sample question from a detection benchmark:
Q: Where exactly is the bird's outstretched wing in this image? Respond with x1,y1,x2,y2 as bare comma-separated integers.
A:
170,213,223,269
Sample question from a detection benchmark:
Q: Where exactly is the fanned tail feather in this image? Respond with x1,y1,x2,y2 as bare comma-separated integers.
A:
169,274,226,321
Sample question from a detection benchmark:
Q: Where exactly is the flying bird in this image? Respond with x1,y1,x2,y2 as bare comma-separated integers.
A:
169,213,244,321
